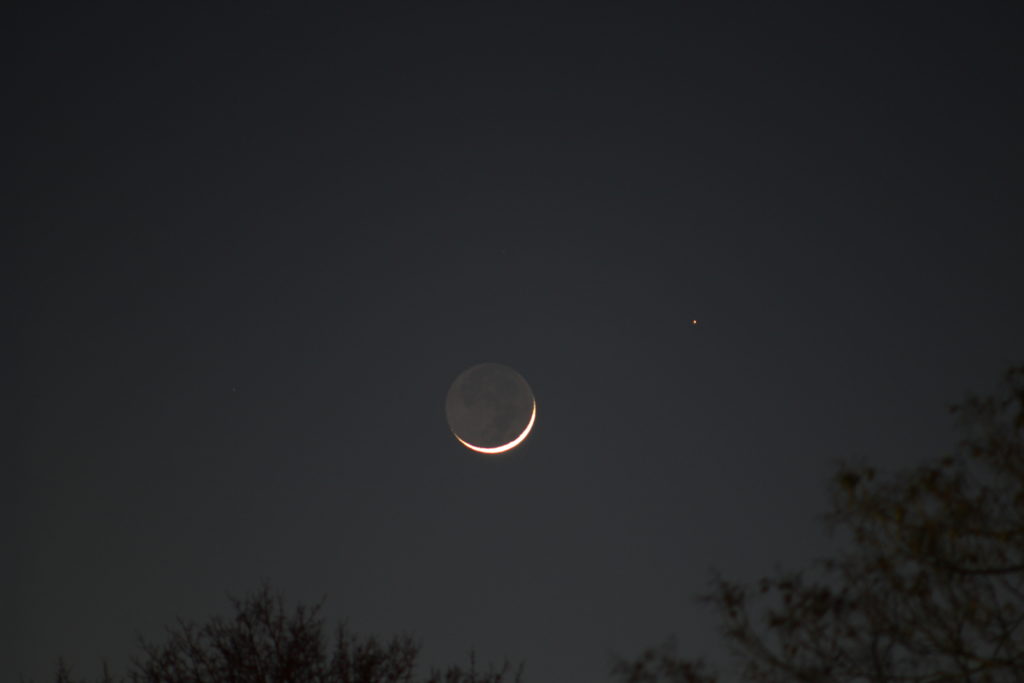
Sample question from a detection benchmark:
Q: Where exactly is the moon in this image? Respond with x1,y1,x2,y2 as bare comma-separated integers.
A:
445,363,536,454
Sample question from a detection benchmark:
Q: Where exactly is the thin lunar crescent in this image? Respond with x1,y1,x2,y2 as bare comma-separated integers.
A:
454,402,537,454
445,363,536,454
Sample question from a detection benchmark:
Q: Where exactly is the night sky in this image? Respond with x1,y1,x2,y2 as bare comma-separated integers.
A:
9,3,1024,682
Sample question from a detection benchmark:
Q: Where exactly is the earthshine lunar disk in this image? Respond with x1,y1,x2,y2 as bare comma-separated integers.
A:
445,363,536,454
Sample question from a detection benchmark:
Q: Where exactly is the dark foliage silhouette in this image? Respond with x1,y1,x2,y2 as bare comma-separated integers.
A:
49,585,523,683
617,365,1024,683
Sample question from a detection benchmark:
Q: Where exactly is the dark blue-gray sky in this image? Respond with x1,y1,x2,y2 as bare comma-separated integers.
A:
8,2,1024,682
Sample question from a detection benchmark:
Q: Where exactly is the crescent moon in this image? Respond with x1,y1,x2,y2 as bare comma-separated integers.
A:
454,401,537,454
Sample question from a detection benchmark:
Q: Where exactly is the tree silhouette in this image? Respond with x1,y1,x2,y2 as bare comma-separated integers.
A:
50,585,523,683
616,365,1024,683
